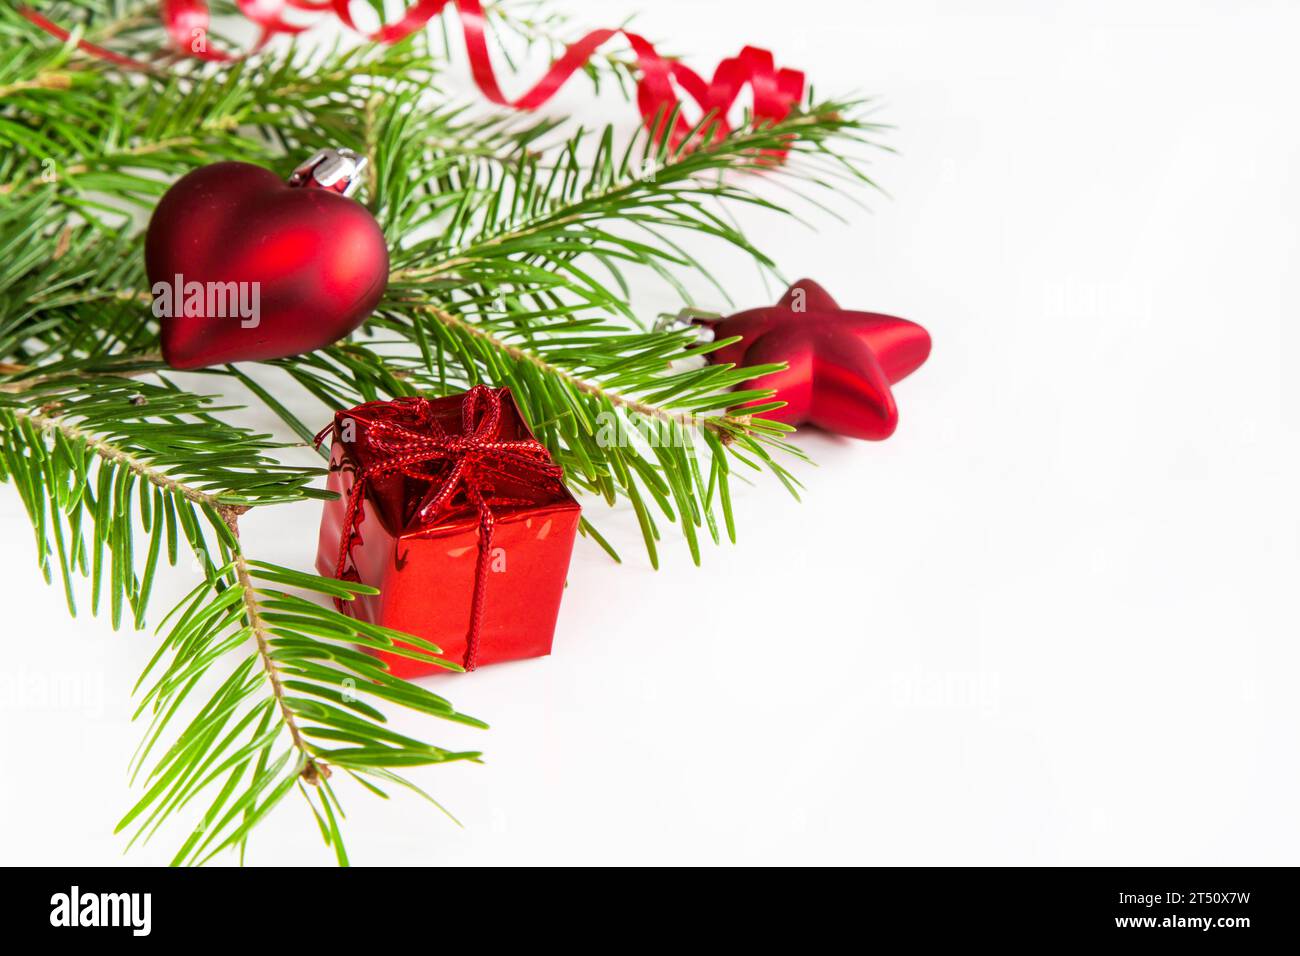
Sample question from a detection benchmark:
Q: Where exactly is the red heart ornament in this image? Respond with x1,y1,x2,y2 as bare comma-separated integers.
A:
145,158,389,369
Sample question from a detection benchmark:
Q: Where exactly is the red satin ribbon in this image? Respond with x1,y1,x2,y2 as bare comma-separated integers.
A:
317,386,564,672
21,1,804,148
17,7,160,70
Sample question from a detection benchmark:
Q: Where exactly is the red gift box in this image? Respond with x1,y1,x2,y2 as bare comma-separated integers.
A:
315,386,581,676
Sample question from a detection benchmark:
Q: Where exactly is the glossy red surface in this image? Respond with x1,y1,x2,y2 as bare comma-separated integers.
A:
700,278,932,440
145,161,389,368
316,389,581,677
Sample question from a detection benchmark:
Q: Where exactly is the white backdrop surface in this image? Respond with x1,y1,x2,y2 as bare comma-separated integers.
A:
3,0,1298,865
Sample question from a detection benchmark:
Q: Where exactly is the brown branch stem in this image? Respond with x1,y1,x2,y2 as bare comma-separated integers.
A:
14,403,220,507
220,508,327,785
10,403,324,784
415,303,745,436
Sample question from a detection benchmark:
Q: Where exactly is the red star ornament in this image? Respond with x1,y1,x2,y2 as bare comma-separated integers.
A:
697,279,931,440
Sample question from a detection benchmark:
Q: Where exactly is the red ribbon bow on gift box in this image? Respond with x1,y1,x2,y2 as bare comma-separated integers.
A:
317,385,565,671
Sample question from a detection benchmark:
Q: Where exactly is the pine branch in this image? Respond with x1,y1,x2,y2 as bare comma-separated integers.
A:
0,373,483,864
352,99,882,563
0,375,323,620
121,550,483,867
384,302,802,566
0,10,442,221
0,201,156,361
0,1,891,862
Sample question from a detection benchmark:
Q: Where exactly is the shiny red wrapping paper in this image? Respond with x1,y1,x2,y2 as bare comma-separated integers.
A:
315,388,580,677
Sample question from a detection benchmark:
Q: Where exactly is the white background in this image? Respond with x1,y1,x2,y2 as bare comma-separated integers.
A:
3,0,1299,865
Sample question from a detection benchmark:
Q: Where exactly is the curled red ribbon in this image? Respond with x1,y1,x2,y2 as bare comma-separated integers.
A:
21,1,805,148
316,386,565,672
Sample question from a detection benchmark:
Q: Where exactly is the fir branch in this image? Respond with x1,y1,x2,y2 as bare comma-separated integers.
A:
374,301,803,566
0,375,324,622
12,402,222,509
0,1,891,862
225,520,316,776
353,100,881,562
0,373,483,864
120,550,485,866
413,301,745,434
